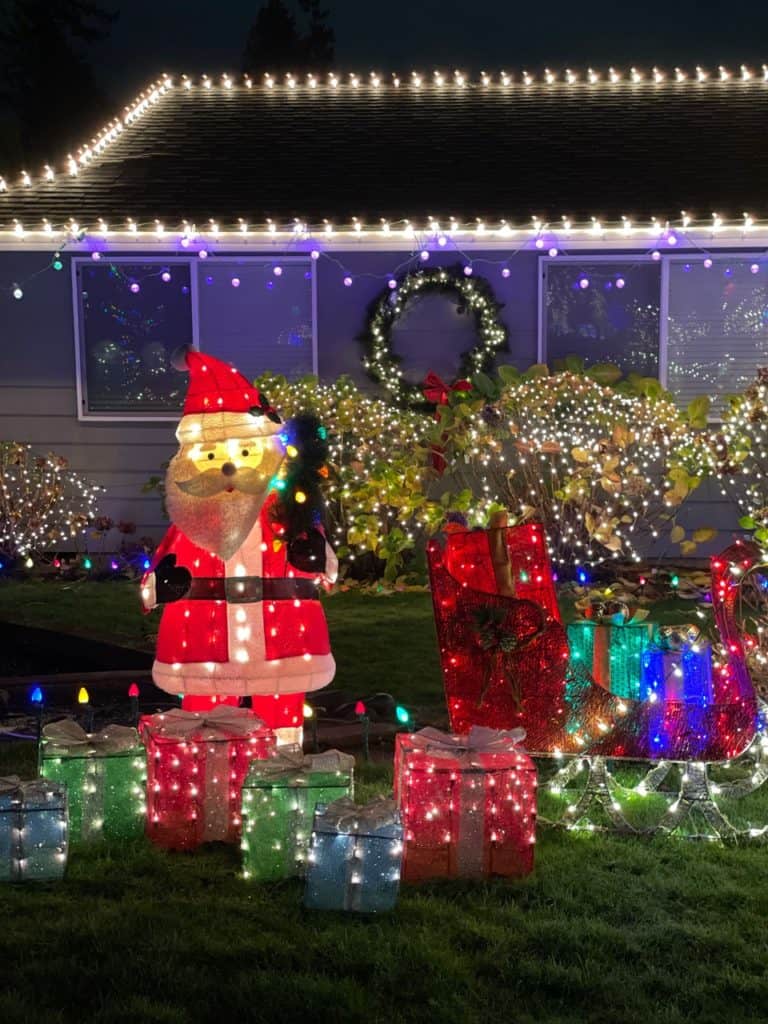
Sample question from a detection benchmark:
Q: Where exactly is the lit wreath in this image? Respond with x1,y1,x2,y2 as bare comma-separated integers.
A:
359,263,508,407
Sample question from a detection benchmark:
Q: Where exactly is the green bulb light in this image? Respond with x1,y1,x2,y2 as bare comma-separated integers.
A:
83,557,92,570
395,705,410,725
670,574,679,589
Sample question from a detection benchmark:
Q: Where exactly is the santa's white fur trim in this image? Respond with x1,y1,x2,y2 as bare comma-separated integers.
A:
152,652,336,696
177,409,282,445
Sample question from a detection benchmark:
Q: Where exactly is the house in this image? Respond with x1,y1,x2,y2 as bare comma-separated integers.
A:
1,66,767,549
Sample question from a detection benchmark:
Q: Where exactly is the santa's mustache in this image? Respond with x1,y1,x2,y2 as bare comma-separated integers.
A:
175,467,269,497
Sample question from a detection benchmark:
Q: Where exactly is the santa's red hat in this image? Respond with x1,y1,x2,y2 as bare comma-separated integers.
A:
172,346,282,445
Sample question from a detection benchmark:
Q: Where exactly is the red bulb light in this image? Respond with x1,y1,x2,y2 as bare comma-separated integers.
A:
128,683,140,698
354,700,366,716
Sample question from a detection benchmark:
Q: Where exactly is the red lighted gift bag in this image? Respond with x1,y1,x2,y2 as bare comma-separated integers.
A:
140,706,275,850
394,726,537,883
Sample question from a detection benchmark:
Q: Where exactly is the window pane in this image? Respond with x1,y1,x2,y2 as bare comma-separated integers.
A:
544,262,660,376
78,261,192,414
196,261,314,381
667,258,768,413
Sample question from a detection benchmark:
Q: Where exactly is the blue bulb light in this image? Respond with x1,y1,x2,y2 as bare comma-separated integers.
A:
30,685,43,704
577,569,589,585
142,559,151,570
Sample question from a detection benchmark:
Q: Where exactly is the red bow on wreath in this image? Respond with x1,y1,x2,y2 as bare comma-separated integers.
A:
422,371,472,406
422,372,472,474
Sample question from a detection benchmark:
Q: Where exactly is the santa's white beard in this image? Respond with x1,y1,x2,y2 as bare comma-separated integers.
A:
166,475,270,560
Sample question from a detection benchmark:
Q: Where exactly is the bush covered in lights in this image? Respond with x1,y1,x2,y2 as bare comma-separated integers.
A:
430,364,713,570
0,442,101,562
142,367,719,582
253,374,454,581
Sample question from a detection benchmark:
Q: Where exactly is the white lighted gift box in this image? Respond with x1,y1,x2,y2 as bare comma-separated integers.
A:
304,797,403,913
0,777,68,882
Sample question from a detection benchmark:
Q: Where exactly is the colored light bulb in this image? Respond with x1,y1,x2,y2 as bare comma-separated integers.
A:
395,705,410,725
30,685,43,704
128,683,140,698
295,490,307,504
303,703,314,719
77,687,90,704
83,557,92,570
355,701,366,716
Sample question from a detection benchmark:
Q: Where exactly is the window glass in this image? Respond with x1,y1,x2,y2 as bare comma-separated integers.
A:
666,257,768,413
543,261,660,376
196,260,314,382
77,260,192,414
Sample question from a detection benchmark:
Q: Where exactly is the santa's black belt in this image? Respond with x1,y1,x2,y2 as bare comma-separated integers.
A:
184,577,319,603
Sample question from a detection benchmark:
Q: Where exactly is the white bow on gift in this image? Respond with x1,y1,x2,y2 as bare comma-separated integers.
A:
319,795,400,834
42,719,140,756
250,748,355,781
0,775,63,804
140,705,266,741
404,725,527,766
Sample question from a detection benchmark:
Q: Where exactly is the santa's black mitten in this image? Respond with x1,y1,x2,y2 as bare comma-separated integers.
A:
155,554,192,603
287,530,327,574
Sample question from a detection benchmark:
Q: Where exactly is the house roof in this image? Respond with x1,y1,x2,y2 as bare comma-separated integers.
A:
1,66,767,239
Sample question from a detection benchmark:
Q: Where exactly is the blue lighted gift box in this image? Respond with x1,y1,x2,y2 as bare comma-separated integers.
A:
0,777,68,882
304,797,403,913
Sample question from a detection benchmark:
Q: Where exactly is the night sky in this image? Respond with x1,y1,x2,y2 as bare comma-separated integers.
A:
91,0,768,98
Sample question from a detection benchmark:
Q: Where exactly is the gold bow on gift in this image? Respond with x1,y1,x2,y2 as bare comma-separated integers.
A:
42,719,140,756
319,796,400,834
140,706,266,742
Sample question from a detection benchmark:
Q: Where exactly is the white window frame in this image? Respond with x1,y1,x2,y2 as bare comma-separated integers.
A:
538,251,767,404
72,255,318,421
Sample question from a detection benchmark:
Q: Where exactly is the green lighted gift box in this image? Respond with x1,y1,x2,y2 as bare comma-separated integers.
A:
41,720,146,842
241,749,354,882
567,620,655,701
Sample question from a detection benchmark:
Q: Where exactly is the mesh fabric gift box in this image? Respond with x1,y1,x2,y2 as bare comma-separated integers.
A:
303,796,402,913
140,706,275,851
41,720,146,842
394,726,536,883
241,749,354,881
641,639,716,759
0,776,68,882
567,619,655,700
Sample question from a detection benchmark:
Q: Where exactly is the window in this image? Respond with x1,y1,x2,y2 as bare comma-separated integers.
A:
541,259,661,377
74,257,315,419
666,257,768,413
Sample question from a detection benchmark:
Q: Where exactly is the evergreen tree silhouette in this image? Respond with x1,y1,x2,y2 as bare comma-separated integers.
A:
0,0,117,169
242,0,334,75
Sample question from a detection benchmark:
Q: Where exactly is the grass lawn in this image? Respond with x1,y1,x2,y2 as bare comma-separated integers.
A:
2,582,767,1023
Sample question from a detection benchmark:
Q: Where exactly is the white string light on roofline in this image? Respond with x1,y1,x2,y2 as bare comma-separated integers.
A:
0,63,767,191
2,213,768,242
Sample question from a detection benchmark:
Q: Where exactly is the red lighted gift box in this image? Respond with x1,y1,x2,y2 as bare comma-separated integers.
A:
140,706,275,850
394,727,536,883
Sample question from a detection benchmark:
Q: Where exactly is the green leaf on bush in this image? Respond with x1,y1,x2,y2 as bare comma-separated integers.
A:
523,363,549,380
496,365,521,385
586,362,622,386
472,371,496,398
686,395,711,427
563,354,586,374
739,515,757,530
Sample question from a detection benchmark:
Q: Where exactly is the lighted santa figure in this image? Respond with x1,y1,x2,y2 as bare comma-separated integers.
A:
141,346,337,745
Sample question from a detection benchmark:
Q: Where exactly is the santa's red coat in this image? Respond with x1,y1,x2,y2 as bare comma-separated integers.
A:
142,496,335,724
